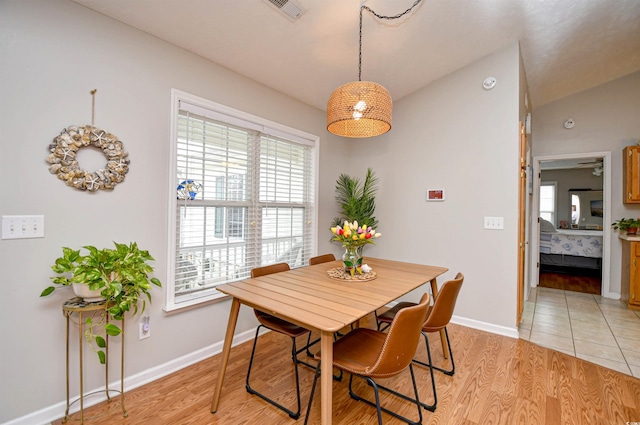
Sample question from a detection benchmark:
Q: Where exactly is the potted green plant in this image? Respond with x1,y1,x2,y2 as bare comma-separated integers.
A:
612,218,640,235
333,168,379,229
331,169,381,273
40,241,162,363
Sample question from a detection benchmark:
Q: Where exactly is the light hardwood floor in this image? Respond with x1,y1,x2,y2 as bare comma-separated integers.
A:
54,314,640,424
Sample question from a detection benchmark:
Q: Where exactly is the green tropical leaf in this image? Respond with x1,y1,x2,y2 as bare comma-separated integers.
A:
334,168,378,230
105,324,121,336
97,350,106,364
95,336,106,348
40,286,55,297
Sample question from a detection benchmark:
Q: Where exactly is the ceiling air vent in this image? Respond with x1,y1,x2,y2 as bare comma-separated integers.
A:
263,0,306,22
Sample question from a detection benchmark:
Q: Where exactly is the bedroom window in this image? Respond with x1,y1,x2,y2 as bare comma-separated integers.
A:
166,90,318,311
540,181,557,225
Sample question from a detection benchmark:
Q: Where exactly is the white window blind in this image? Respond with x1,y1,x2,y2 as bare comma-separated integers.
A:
167,91,317,310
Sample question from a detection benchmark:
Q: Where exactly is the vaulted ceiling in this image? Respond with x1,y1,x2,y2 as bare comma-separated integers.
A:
72,0,640,111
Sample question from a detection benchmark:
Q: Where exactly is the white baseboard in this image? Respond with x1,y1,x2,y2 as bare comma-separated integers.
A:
2,328,258,425
450,314,519,339
604,291,621,300
4,316,516,425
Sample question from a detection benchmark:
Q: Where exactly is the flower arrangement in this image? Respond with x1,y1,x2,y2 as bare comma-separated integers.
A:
331,220,381,247
331,221,381,275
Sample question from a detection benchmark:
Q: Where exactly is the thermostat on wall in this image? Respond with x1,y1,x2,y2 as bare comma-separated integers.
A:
426,189,445,201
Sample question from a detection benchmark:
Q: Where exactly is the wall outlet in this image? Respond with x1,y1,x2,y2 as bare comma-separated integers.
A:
139,316,150,340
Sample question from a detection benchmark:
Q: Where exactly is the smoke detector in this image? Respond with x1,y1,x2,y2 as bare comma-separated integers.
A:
263,0,306,22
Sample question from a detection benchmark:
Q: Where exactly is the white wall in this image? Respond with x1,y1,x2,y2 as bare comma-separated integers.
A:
0,1,528,423
532,71,640,296
0,1,345,423
343,43,524,333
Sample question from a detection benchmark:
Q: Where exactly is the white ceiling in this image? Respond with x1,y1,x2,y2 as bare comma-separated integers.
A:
71,0,640,111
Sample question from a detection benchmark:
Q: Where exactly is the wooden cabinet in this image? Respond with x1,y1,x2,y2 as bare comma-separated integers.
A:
620,236,640,310
623,146,640,203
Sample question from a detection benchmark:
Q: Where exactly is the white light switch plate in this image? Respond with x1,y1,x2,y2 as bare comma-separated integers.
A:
484,216,504,230
2,215,45,239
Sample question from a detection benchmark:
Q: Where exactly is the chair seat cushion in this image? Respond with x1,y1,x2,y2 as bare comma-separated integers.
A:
317,328,394,378
377,302,417,323
379,303,437,332
255,310,309,338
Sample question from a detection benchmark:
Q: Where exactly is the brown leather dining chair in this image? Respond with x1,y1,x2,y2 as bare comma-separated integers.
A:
309,253,336,265
304,293,431,425
245,262,316,419
376,272,464,411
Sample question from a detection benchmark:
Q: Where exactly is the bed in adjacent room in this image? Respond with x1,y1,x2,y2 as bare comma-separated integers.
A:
539,219,603,271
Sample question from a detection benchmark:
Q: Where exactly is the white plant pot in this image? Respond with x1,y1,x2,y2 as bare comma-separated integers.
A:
72,283,104,303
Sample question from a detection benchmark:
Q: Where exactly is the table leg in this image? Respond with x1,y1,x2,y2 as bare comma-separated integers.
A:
320,331,333,425
210,297,240,413
430,278,449,359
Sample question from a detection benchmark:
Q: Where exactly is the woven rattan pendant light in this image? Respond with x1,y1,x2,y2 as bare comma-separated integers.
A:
327,0,423,138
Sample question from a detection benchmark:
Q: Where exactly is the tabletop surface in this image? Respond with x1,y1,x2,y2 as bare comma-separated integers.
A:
216,257,448,333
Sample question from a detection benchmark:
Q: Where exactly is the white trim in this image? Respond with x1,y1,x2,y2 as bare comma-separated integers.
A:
2,327,260,425
166,89,320,313
450,315,519,339
174,89,318,146
384,301,519,338
3,313,514,425
539,180,558,225
530,151,613,298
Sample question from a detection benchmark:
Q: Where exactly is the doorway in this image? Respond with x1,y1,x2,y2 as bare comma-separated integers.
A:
530,152,612,297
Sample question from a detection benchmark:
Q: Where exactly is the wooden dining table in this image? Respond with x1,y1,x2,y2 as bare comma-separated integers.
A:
210,257,448,425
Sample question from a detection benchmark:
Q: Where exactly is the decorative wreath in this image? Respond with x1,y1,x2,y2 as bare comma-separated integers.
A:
46,125,129,191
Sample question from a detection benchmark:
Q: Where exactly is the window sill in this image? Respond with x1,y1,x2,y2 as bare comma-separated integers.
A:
163,290,229,315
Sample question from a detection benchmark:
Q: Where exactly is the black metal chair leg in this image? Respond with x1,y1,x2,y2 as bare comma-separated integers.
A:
347,364,424,425
303,362,321,425
304,332,321,357
412,328,455,376
245,325,302,419
419,333,438,411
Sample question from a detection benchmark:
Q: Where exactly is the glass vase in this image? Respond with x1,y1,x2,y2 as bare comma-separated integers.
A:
342,245,363,275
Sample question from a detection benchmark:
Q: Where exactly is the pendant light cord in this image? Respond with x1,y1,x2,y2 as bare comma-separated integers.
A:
358,0,424,81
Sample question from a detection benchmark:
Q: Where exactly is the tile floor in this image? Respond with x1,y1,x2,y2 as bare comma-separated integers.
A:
519,286,640,378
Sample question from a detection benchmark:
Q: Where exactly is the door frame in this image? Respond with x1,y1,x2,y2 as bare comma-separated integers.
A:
530,151,612,297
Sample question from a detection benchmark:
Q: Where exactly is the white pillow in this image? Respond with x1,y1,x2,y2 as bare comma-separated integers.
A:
540,218,557,233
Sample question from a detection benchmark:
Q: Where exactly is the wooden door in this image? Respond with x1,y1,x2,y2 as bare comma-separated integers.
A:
516,122,527,325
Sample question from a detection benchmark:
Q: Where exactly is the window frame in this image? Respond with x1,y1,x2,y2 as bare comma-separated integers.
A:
165,89,319,312
539,180,557,227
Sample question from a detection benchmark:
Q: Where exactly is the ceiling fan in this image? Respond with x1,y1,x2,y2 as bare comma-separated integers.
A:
577,158,603,166
576,158,604,176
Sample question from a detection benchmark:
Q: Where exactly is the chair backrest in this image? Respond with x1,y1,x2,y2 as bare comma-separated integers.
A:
366,293,430,378
251,262,290,278
422,272,464,332
309,254,336,266
251,263,291,320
